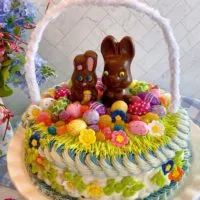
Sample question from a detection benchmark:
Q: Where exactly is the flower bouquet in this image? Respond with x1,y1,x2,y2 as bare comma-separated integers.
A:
0,0,56,157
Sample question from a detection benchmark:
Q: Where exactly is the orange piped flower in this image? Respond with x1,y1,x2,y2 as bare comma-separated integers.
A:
168,166,184,182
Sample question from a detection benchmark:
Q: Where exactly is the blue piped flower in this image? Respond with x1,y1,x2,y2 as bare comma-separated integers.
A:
29,131,40,149
111,110,127,122
162,160,174,175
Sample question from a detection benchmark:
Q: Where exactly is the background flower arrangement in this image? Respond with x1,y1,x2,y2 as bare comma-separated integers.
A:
0,0,56,98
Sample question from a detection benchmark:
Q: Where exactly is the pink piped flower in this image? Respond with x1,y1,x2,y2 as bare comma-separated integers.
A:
111,130,129,147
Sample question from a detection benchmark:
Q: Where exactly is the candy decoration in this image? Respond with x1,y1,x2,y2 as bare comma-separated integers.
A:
159,96,168,108
52,98,69,116
142,112,159,123
55,120,65,127
128,81,149,96
36,112,52,126
81,105,90,114
96,131,105,141
89,124,99,132
138,92,160,106
99,115,112,129
59,110,70,121
128,100,150,116
57,126,67,135
48,126,57,135
66,103,82,118
89,101,106,115
82,90,92,104
150,88,160,98
130,96,142,104
128,121,148,136
114,124,124,131
96,78,104,92
111,101,128,113
83,110,99,125
131,115,141,121
151,105,167,118
39,98,55,110
55,85,71,100
66,119,87,136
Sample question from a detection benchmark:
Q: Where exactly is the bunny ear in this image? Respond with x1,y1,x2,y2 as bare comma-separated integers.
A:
119,36,135,61
101,35,118,59
74,54,84,71
85,50,97,72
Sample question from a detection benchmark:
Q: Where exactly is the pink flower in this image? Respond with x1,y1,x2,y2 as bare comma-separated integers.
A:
111,130,129,147
102,127,112,140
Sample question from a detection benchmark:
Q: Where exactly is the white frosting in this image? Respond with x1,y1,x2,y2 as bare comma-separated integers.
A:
123,155,141,175
62,150,77,173
50,146,66,168
161,146,175,159
99,158,118,177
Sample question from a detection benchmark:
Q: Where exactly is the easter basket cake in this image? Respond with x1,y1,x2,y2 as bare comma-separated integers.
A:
20,0,192,200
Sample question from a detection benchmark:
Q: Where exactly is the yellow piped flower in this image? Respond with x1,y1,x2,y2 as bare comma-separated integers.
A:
79,129,96,147
87,183,103,198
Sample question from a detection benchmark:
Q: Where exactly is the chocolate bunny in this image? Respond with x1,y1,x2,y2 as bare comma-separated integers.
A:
101,35,135,106
70,50,98,103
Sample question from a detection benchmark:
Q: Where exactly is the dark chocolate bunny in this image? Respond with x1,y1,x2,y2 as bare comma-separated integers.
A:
70,50,98,103
101,35,135,106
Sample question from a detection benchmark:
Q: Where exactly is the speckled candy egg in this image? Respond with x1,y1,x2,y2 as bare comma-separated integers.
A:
138,92,160,106
83,109,99,125
111,100,128,113
151,105,167,118
39,98,55,110
66,103,82,118
89,102,106,115
128,100,151,116
128,121,148,136
66,119,87,136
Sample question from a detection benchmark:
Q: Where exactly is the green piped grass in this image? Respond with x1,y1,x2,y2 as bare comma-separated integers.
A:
29,112,180,158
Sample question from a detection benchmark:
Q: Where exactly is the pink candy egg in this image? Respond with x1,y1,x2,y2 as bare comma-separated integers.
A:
150,88,160,98
83,109,99,125
128,121,148,136
66,103,82,118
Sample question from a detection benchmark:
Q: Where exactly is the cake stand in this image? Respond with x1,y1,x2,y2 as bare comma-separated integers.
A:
7,123,200,200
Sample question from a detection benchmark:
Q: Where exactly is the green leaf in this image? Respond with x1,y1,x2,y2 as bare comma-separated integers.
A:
133,183,145,191
121,176,136,186
151,170,167,188
1,59,12,67
1,66,10,81
122,188,136,198
103,186,114,196
173,150,184,167
14,26,21,36
115,183,125,193
0,84,13,97
40,65,56,78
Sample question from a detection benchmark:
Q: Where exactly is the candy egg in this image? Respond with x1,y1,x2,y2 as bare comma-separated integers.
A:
83,110,99,125
128,121,148,136
48,126,57,135
89,102,106,115
151,105,166,118
36,112,52,126
142,112,159,123
98,115,112,129
130,96,142,104
52,98,69,115
66,119,87,136
88,124,99,132
57,126,67,135
111,101,128,113
150,88,160,98
96,131,105,141
138,92,160,106
128,100,150,116
39,98,55,110
59,110,70,121
55,120,66,127
66,103,82,118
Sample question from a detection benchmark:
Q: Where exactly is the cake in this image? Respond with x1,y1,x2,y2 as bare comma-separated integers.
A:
23,35,192,200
